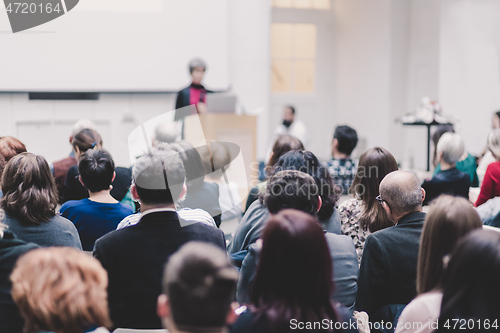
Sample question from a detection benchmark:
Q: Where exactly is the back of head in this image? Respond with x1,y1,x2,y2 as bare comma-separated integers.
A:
133,148,186,206
436,132,465,165
0,152,58,224
72,129,103,154
168,141,205,189
163,242,238,330
272,150,337,220
0,136,27,162
154,121,178,144
487,129,500,158
417,195,482,294
350,147,398,232
438,229,500,328
251,209,337,331
78,149,115,193
267,135,304,170
379,170,423,216
333,125,358,156
431,124,454,147
263,170,319,218
11,247,111,333
71,119,97,138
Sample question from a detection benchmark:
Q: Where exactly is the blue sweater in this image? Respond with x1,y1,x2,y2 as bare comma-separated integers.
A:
60,199,133,251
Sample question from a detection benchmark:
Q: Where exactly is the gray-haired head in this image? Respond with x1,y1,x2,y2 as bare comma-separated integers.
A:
188,58,207,74
436,132,465,165
71,119,96,138
154,121,178,145
488,129,500,158
162,241,238,330
380,170,423,215
132,148,185,205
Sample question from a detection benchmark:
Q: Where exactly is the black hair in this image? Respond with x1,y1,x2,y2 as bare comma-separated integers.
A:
286,106,296,114
333,125,358,156
270,150,338,220
78,149,115,193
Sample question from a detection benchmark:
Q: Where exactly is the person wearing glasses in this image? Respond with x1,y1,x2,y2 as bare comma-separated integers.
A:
356,170,426,331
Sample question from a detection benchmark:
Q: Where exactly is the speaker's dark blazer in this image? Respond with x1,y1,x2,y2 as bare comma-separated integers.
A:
93,210,226,330
356,211,426,316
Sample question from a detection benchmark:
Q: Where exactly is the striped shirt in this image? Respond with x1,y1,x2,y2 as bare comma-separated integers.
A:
116,208,217,230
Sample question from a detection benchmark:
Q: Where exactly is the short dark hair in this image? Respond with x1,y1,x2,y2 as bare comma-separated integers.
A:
263,170,319,217
163,242,238,330
266,135,304,171
286,105,295,114
78,149,115,193
133,149,186,205
333,125,358,156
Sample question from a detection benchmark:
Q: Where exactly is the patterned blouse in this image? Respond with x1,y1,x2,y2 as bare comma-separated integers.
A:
338,198,370,265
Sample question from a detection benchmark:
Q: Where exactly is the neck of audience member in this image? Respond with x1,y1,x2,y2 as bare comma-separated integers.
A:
166,319,228,333
140,201,176,213
332,149,349,160
392,206,423,224
88,188,118,204
440,161,456,171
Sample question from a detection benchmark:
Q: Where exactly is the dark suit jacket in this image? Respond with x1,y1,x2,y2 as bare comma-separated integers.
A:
356,211,426,316
63,165,132,203
422,167,470,205
93,210,226,329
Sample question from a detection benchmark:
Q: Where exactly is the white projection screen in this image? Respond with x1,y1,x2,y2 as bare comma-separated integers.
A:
0,0,229,92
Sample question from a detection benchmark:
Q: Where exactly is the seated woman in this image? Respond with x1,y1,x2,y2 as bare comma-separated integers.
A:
63,129,132,206
0,222,38,333
338,147,398,263
422,133,470,205
230,209,357,333
436,229,500,332
1,153,82,249
245,134,304,211
395,195,482,333
60,149,133,251
11,247,112,333
475,129,500,206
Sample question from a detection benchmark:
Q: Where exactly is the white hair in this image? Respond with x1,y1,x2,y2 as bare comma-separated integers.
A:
154,121,178,144
71,119,96,137
437,132,465,165
488,129,500,158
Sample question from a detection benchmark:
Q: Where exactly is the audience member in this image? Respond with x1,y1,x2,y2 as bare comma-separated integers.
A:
272,105,308,148
0,136,27,162
475,129,500,206
236,171,358,309
63,128,133,206
356,170,426,327
245,134,304,211
11,247,112,333
395,195,482,333
93,148,225,329
339,147,399,263
422,133,470,205
168,140,222,226
431,125,478,187
436,229,500,332
52,118,97,203
60,149,133,251
157,242,239,333
0,153,82,249
153,119,179,145
328,125,359,195
231,209,357,333
229,150,341,256
476,110,500,185
0,222,38,333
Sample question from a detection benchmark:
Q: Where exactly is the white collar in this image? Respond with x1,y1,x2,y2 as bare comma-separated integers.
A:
141,207,176,218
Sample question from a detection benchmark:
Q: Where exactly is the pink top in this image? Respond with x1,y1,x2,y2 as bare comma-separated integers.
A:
476,161,500,207
189,85,207,105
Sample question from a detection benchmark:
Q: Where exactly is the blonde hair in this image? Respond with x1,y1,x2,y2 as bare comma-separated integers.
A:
488,129,500,158
11,247,111,333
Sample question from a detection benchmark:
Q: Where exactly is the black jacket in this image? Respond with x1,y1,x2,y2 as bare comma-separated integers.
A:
356,211,426,316
93,210,225,330
422,167,470,205
0,231,39,333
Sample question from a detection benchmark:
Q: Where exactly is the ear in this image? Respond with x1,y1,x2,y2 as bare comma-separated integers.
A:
382,200,391,216
178,183,187,200
79,175,85,186
111,171,116,183
131,184,140,201
317,196,323,213
226,302,240,326
69,136,74,144
437,151,443,163
157,294,170,320
421,188,426,203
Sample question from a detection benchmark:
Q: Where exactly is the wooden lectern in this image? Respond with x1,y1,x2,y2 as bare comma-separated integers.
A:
184,113,258,204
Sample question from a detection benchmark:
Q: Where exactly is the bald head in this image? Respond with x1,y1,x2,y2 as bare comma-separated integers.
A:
380,171,423,215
